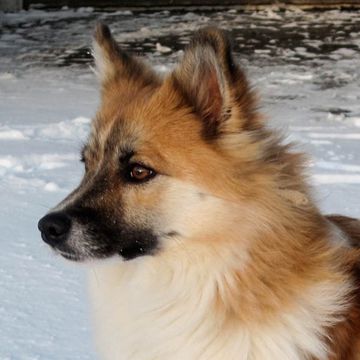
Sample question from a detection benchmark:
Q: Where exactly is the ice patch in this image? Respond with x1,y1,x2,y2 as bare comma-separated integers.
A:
76,6,94,13
310,140,332,145
349,117,360,127
0,156,15,169
316,161,360,172
308,133,360,140
287,73,313,81
104,9,133,16
73,116,91,125
254,49,271,54
0,129,28,140
37,117,91,141
269,71,313,85
155,43,172,54
44,182,60,192
290,126,335,131
332,48,357,58
0,154,78,175
326,112,346,122
3,175,63,191
0,72,16,80
313,174,360,184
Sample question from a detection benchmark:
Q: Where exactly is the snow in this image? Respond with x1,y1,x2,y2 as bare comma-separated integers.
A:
0,6,359,360
313,174,360,185
0,70,97,359
155,42,172,53
0,129,28,140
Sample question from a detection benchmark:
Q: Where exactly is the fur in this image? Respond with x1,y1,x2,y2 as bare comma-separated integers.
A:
38,24,360,360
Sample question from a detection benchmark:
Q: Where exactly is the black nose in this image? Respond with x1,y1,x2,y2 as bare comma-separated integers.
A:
38,212,71,246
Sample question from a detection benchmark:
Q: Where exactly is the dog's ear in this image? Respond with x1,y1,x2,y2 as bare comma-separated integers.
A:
93,23,158,88
171,27,260,139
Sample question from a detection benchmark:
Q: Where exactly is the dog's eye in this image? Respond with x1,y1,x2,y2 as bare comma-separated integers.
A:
128,164,156,183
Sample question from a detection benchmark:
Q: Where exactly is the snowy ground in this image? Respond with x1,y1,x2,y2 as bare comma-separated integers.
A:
0,6,360,360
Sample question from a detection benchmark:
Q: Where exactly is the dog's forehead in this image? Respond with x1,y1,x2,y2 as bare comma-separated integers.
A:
85,81,209,166
87,115,137,156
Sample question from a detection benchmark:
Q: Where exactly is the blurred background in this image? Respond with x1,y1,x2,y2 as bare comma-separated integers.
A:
0,1,360,359
2,0,360,11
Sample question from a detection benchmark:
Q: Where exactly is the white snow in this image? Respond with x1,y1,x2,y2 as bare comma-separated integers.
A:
38,117,91,140
308,133,360,140
0,6,359,360
155,42,172,53
0,129,29,140
313,174,360,184
0,69,97,359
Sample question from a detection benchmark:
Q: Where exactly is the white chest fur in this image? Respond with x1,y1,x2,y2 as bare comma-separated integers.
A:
88,257,350,360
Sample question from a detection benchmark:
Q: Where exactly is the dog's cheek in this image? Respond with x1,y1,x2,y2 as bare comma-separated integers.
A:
120,182,165,228
156,179,228,241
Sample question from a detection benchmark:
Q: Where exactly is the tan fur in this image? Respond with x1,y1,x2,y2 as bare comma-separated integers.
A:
62,25,360,359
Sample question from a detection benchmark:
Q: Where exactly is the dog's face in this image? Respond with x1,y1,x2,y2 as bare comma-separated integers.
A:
38,25,278,262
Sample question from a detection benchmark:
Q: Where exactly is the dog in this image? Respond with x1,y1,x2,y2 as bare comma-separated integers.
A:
38,24,360,360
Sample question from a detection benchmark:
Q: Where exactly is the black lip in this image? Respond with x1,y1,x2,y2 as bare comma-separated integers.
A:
59,252,82,261
43,239,84,262
56,249,83,262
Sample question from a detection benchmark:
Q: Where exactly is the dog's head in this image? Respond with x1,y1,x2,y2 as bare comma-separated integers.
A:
38,24,299,262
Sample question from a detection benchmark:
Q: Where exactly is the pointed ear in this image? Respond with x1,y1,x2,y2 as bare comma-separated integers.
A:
171,27,259,139
92,23,158,87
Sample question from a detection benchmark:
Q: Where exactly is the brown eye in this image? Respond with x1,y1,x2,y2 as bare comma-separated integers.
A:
128,164,156,183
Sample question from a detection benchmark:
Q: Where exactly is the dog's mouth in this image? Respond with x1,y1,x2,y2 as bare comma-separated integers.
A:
49,238,115,263
52,241,158,262
39,211,160,262
55,249,83,262
47,240,88,262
